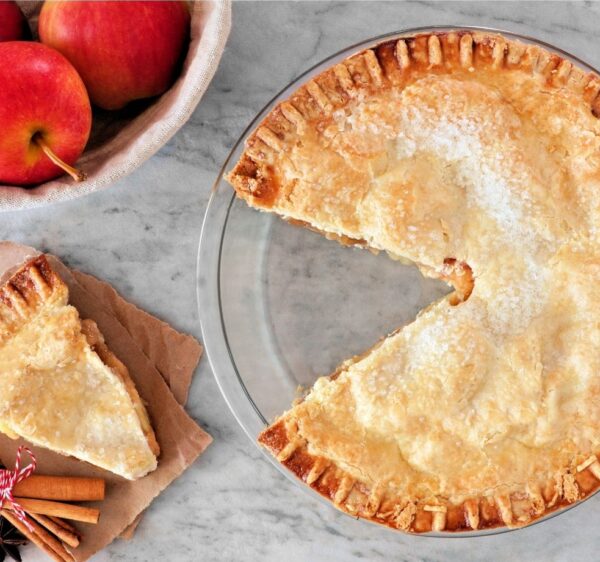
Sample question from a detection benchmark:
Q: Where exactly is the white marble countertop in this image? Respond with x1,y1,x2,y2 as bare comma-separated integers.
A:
4,2,600,560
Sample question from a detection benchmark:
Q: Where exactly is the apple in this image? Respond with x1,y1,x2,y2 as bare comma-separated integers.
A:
0,1,28,41
39,1,191,110
0,42,91,186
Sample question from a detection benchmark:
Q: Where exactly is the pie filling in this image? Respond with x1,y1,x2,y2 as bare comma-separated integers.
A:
227,32,600,531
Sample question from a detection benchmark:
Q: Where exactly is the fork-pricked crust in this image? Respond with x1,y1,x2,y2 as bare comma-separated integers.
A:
0,254,66,343
259,413,600,533
226,31,600,214
227,31,600,533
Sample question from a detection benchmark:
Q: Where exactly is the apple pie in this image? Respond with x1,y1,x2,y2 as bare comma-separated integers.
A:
226,31,600,532
0,255,159,480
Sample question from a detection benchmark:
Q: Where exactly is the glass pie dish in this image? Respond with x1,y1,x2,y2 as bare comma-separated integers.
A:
197,26,600,536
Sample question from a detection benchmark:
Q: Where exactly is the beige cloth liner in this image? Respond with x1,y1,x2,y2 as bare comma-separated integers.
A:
2,0,231,211
0,242,211,561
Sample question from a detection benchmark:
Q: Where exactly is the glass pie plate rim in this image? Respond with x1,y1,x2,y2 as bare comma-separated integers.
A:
197,25,600,538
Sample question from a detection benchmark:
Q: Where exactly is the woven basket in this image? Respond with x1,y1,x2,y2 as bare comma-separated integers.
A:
1,0,231,211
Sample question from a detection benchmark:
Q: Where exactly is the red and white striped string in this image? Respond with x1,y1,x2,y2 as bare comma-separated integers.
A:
0,446,37,531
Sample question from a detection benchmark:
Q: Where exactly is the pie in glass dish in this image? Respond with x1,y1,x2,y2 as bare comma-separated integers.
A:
225,31,600,533
0,255,159,480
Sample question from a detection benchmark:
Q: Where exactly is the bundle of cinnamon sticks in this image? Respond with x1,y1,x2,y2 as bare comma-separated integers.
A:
1,474,105,562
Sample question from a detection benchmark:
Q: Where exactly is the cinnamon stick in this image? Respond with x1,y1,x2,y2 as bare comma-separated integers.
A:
48,515,79,536
19,513,74,561
29,512,81,548
13,475,105,501
1,509,73,562
7,497,99,524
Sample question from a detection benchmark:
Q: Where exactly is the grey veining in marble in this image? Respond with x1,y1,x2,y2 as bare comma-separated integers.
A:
4,2,600,561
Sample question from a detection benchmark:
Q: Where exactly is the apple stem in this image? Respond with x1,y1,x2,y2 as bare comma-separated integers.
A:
33,134,87,182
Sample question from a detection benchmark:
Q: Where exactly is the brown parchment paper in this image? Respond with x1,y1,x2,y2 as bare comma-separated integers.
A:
0,242,212,561
69,270,203,540
70,269,202,407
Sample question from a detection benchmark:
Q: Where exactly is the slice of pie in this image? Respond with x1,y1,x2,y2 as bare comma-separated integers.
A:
0,256,159,480
226,31,600,532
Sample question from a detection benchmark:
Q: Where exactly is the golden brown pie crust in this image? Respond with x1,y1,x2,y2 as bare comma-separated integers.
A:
226,31,600,533
228,32,600,211
0,256,159,479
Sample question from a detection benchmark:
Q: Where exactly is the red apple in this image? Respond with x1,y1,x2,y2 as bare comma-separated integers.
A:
0,1,28,41
0,42,91,186
39,1,191,110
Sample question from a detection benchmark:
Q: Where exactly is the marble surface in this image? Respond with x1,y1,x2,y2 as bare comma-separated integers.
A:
4,1,600,561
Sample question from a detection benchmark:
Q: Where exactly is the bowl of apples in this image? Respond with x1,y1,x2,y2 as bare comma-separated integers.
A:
0,0,231,210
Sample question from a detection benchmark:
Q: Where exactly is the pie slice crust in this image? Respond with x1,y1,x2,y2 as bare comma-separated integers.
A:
0,255,159,480
226,31,600,533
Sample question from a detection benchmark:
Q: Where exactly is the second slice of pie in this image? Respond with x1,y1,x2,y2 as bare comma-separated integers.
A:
0,255,159,480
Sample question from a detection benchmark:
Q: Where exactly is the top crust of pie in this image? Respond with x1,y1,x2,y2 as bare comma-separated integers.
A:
226,32,600,533
0,256,158,480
